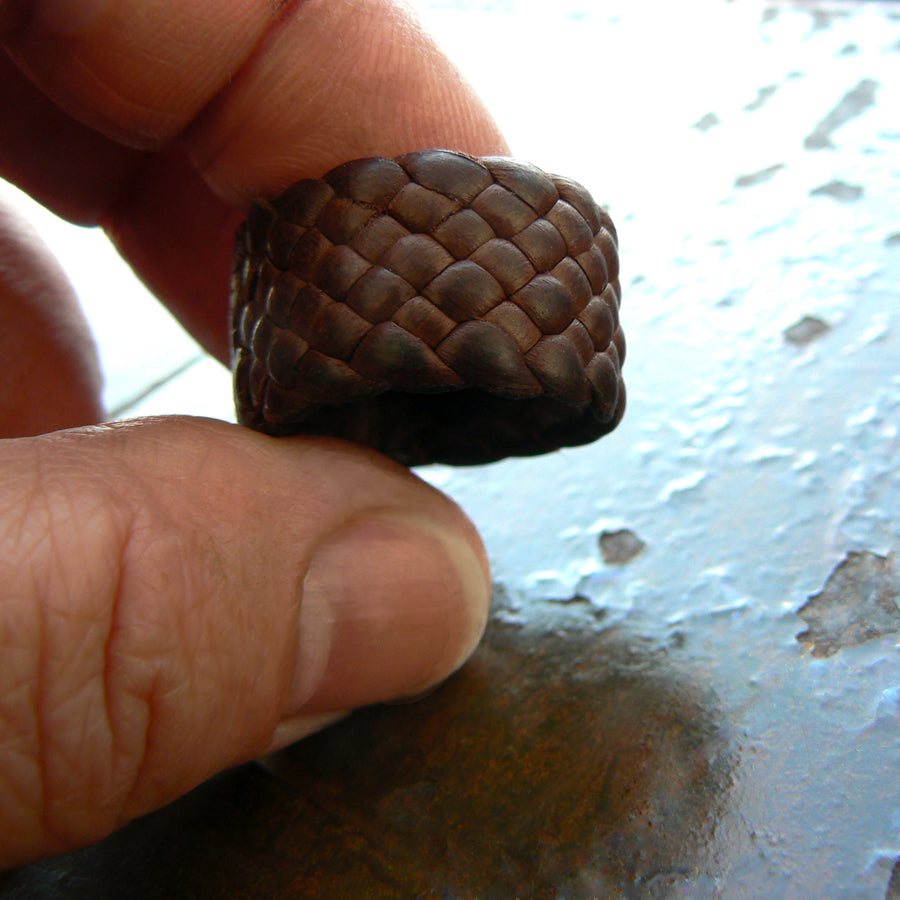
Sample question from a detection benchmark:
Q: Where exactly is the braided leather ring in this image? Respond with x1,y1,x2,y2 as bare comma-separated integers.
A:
231,150,625,466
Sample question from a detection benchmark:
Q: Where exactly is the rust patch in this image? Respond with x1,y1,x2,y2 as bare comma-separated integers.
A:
797,552,900,658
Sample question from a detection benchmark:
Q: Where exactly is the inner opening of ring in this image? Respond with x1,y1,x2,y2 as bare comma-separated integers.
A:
263,387,624,467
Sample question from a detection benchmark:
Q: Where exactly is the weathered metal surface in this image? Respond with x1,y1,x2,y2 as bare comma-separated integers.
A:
1,0,899,896
263,602,733,897
0,599,734,898
797,552,900,659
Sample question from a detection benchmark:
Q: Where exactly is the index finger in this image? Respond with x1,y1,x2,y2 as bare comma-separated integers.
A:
2,0,508,359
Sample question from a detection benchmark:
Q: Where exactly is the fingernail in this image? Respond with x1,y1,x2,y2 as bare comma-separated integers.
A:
285,510,490,717
263,711,349,755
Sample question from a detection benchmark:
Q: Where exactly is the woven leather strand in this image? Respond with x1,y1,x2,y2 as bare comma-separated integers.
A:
231,150,625,466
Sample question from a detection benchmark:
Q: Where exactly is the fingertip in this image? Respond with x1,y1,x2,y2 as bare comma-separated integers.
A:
185,0,509,202
0,199,104,436
287,507,490,717
0,417,493,863
262,710,349,756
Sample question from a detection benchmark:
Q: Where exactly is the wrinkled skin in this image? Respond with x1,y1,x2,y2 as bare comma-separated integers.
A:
0,0,505,868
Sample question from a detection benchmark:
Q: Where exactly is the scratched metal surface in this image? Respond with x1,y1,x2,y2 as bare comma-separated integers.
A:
1,0,899,897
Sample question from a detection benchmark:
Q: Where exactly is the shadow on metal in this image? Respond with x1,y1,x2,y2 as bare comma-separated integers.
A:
0,596,734,899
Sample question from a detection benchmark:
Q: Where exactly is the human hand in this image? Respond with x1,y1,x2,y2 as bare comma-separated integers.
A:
0,0,504,868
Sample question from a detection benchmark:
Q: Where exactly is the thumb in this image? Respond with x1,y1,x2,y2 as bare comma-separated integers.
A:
0,417,490,867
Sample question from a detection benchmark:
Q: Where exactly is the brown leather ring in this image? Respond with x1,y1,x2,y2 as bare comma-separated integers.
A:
231,149,625,466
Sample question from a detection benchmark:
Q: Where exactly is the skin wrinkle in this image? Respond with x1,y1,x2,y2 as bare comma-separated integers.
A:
33,445,95,848
0,0,499,855
95,3,332,345
0,414,490,864
282,507,366,714
1,436,152,850
24,440,53,853
6,29,148,151
92,474,215,826
0,448,45,851
2,0,305,223
11,3,268,150
188,1,329,154
113,559,175,825
184,0,503,202
111,488,197,817
70,47,167,149
99,428,294,819
199,441,326,731
164,0,311,165
23,441,87,849
101,507,148,832
5,0,506,364
180,18,327,187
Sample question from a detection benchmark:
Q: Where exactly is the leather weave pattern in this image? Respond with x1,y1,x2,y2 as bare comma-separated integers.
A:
232,150,625,465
